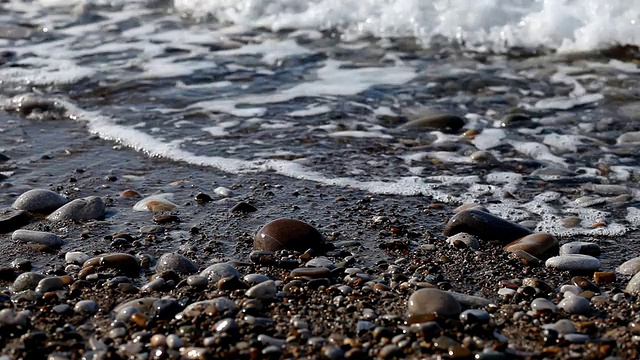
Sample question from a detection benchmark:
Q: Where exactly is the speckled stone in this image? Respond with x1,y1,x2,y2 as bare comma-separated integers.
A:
408,288,461,318
200,263,241,283
503,232,558,258
443,209,532,243
254,218,324,252
446,232,481,250
12,189,67,214
559,242,601,256
12,230,63,248
617,256,640,276
545,254,600,272
47,196,105,221
156,253,198,274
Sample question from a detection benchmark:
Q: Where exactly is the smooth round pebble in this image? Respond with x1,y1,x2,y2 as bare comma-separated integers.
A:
625,271,640,295
35,277,66,293
558,294,590,315
446,232,481,250
503,232,557,257
306,257,335,269
443,209,532,243
542,319,576,334
47,196,105,221
65,251,90,264
459,309,490,324
545,254,600,272
74,300,99,314
243,274,270,285
12,272,46,292
186,275,208,287
12,230,63,248
12,189,67,214
254,218,324,252
83,253,141,277
408,288,461,318
166,334,184,349
246,280,277,300
531,298,558,313
617,256,640,276
115,306,141,322
200,263,240,283
156,253,198,274
559,242,601,256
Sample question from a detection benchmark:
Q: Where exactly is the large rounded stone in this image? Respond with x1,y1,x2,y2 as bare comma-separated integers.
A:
156,253,198,274
47,196,105,221
0,209,31,233
504,233,558,258
83,253,141,277
443,209,532,243
408,288,461,318
12,189,67,214
200,263,240,283
254,218,324,252
12,229,63,248
559,242,601,256
617,256,640,276
626,272,640,295
545,254,600,272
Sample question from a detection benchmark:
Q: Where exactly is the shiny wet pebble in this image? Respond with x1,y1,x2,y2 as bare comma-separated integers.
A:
443,209,532,243
47,196,105,221
559,242,601,256
156,253,198,274
12,229,63,248
12,189,67,214
254,218,324,252
408,288,461,318
199,263,240,283
545,254,600,272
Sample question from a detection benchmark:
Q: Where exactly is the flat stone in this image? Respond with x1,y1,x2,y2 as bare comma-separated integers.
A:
12,189,67,214
289,267,330,279
0,209,31,233
47,196,105,221
156,253,198,275
545,254,600,272
504,233,558,258
625,272,640,295
83,253,141,277
12,272,46,292
133,194,177,212
542,319,576,335
559,242,601,256
200,263,240,283
408,288,461,318
254,218,324,252
12,229,63,248
448,291,492,308
617,256,640,276
443,209,532,243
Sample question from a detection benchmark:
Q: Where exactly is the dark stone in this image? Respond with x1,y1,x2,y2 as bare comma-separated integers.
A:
254,218,324,252
400,114,465,133
83,253,141,277
229,202,257,213
0,209,31,233
443,209,532,243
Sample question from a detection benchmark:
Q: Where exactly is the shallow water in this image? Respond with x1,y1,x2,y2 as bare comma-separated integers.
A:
1,0,640,245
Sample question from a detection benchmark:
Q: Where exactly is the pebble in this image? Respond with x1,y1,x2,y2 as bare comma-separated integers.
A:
511,250,541,266
408,288,461,319
448,291,492,308
65,251,90,264
378,344,403,359
531,298,558,313
545,254,600,272
12,272,46,292
120,189,141,198
186,275,208,287
115,306,141,322
35,277,66,293
443,209,532,243
542,319,576,334
559,242,601,256
594,271,616,284
0,209,31,233
563,333,590,344
290,267,330,279
166,334,184,349
459,309,490,325
132,194,177,212
11,229,63,248
12,189,67,214
399,114,465,133
306,257,336,269
47,196,105,221
199,263,240,283
624,272,640,295
243,274,270,285
254,218,324,252
453,203,490,213
74,300,99,314
177,298,237,319
229,202,257,213
616,256,640,276
214,186,232,197
214,318,239,333
446,232,481,250
503,232,557,258
246,280,277,300
558,293,591,315
83,253,141,277
156,253,198,274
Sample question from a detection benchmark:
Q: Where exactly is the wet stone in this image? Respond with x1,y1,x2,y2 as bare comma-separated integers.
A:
378,344,403,359
531,298,558,313
200,263,240,283
12,189,67,214
47,196,105,221
559,242,601,256
624,272,640,295
545,254,600,272
12,272,46,292
559,294,591,315
408,288,461,319
254,218,324,252
400,114,465,133
83,253,141,277
74,300,99,314
290,267,330,279
133,194,177,212
35,277,66,293
229,202,257,213
617,256,640,276
459,309,490,325
186,275,208,287
65,251,90,264
12,229,63,248
140,225,164,234
246,280,277,300
446,232,481,250
572,276,601,293
542,319,577,335
0,209,31,233
443,209,532,243
306,257,335,269
243,273,270,285
503,232,557,258
511,250,541,266
156,253,198,274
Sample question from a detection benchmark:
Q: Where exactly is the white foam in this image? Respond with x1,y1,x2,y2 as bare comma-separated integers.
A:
328,131,392,139
215,39,312,65
287,104,332,117
174,0,640,52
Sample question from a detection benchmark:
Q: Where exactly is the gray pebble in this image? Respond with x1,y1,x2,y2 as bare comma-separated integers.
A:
625,272,640,295
12,189,67,214
558,294,590,315
12,229,63,248
35,277,66,293
186,275,208,287
446,232,481,250
545,254,600,272
257,334,286,347
531,298,558,313
47,196,105,221
378,344,403,359
74,300,99,314
166,334,184,349
12,272,46,292
243,273,270,285
246,280,277,300
542,319,577,334
306,257,336,269
408,288,461,318
563,333,590,343
459,309,490,324
141,278,165,292
214,318,239,333
559,242,601,256
449,291,492,307
617,256,640,276
156,253,198,274
115,306,141,322
53,304,72,315
200,263,240,283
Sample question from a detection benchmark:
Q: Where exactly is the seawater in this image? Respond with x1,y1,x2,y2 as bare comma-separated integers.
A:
1,0,640,238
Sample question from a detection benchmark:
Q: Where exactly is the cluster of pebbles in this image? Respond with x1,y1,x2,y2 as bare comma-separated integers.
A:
0,182,640,359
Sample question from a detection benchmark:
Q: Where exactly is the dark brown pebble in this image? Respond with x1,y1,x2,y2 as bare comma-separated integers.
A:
290,267,331,279
0,267,16,281
195,193,213,204
400,114,465,133
153,214,181,224
217,276,248,291
572,276,602,293
593,271,616,285
443,209,532,243
504,233,558,258
120,189,141,198
229,202,257,213
0,209,31,233
83,253,141,277
254,218,324,252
